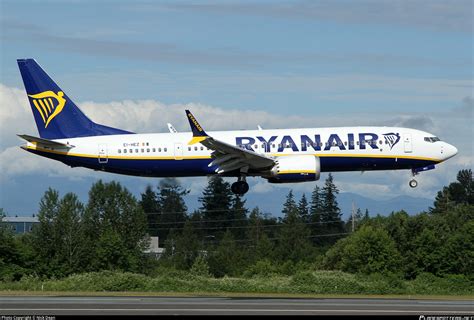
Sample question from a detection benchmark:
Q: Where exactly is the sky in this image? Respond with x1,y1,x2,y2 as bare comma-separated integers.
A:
0,0,472,217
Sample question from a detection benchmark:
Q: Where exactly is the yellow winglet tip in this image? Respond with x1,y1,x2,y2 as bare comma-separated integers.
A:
188,136,207,145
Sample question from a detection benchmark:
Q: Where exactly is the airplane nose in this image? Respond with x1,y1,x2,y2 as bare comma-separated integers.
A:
443,143,458,160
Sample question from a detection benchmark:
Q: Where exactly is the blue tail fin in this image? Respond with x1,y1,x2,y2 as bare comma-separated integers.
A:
17,59,133,139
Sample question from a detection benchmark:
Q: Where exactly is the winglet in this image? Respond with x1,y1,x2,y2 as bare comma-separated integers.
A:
186,110,209,145
167,123,178,133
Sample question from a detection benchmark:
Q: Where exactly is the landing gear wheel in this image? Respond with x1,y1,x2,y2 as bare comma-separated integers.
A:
409,179,418,188
231,181,249,195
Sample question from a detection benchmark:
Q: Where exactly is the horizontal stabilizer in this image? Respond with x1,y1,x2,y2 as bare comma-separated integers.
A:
17,134,74,148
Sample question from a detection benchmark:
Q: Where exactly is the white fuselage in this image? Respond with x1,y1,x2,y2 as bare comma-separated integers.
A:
24,126,457,179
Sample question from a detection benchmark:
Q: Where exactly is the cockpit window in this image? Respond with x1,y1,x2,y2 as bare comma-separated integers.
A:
424,137,440,143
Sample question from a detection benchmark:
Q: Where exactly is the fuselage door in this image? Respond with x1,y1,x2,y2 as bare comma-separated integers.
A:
403,134,413,153
174,143,183,160
98,144,108,163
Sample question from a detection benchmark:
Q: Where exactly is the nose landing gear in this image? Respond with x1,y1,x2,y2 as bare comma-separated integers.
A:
409,168,418,188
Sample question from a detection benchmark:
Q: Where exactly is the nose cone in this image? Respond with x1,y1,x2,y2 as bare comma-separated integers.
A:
443,143,458,160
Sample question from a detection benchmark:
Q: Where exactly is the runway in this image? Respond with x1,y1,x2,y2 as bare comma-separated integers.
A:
0,296,473,315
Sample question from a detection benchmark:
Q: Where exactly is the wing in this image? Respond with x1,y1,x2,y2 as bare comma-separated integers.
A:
167,123,178,133
185,110,275,174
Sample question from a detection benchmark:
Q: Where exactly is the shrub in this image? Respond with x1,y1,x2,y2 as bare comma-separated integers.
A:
190,256,211,278
243,259,278,278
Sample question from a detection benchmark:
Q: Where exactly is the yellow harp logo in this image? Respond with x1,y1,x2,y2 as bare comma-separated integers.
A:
28,91,66,128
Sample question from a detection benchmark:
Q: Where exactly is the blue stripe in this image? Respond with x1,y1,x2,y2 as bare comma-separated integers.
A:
27,149,438,177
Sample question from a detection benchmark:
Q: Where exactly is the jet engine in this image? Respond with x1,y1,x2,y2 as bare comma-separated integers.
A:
266,155,321,183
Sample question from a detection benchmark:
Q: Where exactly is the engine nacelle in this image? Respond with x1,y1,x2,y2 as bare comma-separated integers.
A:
266,155,321,183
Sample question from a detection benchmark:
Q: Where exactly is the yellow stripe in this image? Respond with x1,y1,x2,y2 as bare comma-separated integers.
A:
43,98,52,112
272,153,440,162
279,170,316,174
48,98,54,111
38,99,49,116
188,136,207,145
26,146,442,163
32,100,46,123
26,145,211,160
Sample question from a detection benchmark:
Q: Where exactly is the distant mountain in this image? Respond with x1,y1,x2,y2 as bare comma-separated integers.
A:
337,192,433,220
185,189,433,219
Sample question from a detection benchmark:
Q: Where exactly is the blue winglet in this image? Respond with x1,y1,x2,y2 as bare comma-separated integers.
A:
185,110,209,145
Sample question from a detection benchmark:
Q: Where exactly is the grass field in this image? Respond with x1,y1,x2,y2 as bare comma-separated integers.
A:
0,270,472,298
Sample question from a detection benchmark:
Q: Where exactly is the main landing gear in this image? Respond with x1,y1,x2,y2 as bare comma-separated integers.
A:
409,168,418,188
231,176,249,195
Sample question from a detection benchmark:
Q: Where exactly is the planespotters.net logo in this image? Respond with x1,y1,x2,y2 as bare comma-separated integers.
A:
419,316,474,320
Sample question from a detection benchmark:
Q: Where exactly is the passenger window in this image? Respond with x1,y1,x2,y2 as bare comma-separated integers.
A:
152,148,156,152
124,149,127,153
118,149,121,153
135,149,138,153
164,148,167,152
200,146,204,151
141,148,144,153
158,148,162,152
147,148,150,152
129,149,133,153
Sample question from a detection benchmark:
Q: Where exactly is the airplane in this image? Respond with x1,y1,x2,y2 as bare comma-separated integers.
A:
16,59,458,195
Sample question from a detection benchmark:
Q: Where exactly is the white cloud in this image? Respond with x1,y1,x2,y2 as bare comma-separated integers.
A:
0,84,34,148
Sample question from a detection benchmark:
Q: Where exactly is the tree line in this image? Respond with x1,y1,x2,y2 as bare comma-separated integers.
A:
0,170,472,281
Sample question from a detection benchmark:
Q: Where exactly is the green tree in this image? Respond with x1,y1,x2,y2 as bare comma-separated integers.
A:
442,220,474,276
166,221,202,270
30,188,61,276
321,174,343,228
309,185,324,243
247,207,274,262
208,230,244,277
275,190,313,262
229,194,248,240
318,174,344,245
55,193,85,275
282,190,297,221
83,180,148,272
156,178,189,243
140,185,160,236
199,176,233,239
323,225,401,275
0,209,28,281
412,228,445,276
28,190,87,277
431,169,474,214
298,193,309,222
